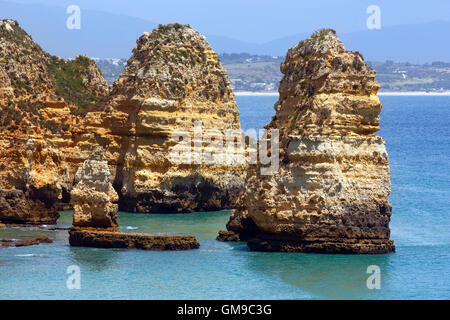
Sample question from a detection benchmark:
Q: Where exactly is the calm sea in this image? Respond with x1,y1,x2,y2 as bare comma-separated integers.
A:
0,96,449,299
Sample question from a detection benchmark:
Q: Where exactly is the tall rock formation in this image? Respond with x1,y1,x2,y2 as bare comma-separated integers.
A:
0,20,109,224
83,23,245,213
1,20,245,224
70,146,119,229
219,29,394,254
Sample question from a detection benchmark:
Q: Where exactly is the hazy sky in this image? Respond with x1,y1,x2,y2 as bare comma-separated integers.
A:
7,0,450,43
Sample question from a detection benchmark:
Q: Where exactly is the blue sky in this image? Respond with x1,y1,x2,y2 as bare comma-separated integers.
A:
7,0,450,43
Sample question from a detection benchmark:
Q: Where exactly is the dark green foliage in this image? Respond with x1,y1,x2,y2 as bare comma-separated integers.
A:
0,100,32,131
0,21,105,127
0,102,22,127
313,28,336,42
0,21,44,57
157,23,187,33
47,55,101,111
352,58,364,71
9,74,31,92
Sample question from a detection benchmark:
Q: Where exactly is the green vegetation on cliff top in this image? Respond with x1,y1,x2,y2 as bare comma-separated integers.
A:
47,55,103,111
1,20,105,115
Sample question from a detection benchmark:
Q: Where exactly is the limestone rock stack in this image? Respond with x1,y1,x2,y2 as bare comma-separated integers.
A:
220,29,394,254
84,23,245,213
0,20,109,224
70,146,119,229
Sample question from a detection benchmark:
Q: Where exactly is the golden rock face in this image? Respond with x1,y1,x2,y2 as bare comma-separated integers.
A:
0,20,109,224
70,147,119,229
220,29,394,254
1,21,246,223
83,24,246,213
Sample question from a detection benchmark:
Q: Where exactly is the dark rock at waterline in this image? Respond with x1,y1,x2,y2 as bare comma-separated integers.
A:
42,226,70,231
216,209,260,242
0,188,60,225
69,227,200,250
68,148,200,251
117,184,242,214
247,236,395,254
0,236,53,248
216,195,260,242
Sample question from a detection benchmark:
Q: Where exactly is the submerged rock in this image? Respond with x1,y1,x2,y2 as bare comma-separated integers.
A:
219,29,395,254
0,236,53,248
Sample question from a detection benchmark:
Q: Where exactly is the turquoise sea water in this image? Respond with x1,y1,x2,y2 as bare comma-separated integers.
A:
0,96,449,299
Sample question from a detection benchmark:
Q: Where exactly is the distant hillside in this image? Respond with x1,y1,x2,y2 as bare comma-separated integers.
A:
208,21,450,63
1,1,450,62
218,54,283,92
93,58,127,84
0,1,156,58
96,54,450,92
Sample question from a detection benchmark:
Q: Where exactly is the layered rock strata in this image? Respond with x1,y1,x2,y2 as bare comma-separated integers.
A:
1,21,246,224
68,147,199,250
82,23,246,213
219,29,395,254
70,146,119,229
0,20,109,224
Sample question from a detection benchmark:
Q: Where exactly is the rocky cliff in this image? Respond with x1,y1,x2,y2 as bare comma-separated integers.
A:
219,29,394,254
82,23,246,213
0,20,109,224
1,21,245,223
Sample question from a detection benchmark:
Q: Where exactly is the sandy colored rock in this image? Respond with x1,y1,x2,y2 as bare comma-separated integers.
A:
0,188,60,224
1,21,245,224
220,29,394,254
84,23,246,213
71,146,119,229
0,20,109,224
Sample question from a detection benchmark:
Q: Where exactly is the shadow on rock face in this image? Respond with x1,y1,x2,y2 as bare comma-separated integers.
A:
0,187,60,225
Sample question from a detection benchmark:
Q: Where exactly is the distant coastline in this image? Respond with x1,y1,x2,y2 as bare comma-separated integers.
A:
378,91,450,96
234,91,450,96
